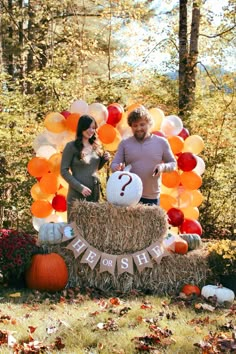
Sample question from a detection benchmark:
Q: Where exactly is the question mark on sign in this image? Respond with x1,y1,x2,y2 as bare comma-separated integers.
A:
118,173,133,196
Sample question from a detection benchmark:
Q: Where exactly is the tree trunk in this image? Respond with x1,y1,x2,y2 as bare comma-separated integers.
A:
179,0,201,119
178,0,188,117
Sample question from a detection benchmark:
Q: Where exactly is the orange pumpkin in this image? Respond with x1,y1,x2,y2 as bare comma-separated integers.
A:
181,284,201,296
174,238,188,254
25,253,68,292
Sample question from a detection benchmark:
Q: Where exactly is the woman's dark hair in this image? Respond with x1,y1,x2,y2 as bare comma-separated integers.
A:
74,115,98,159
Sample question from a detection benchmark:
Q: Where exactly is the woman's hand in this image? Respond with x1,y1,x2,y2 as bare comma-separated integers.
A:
103,151,110,161
81,186,92,197
113,162,125,171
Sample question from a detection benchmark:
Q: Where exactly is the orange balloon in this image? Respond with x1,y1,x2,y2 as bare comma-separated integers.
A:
65,113,80,132
44,112,66,133
160,194,176,211
48,153,62,175
39,172,60,194
103,133,121,152
180,171,202,190
31,200,53,218
30,182,53,201
190,189,204,207
98,124,116,144
162,171,181,188
27,157,50,177
168,136,184,155
180,206,199,220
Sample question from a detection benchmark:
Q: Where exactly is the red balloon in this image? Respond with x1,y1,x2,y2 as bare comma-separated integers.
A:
52,195,67,212
167,208,184,226
106,105,123,126
178,127,190,140
60,110,71,119
177,152,197,172
152,131,166,138
180,219,202,235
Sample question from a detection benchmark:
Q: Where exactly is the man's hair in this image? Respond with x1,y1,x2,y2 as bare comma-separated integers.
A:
127,106,153,127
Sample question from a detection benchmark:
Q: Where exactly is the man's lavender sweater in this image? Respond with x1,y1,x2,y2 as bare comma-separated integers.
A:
111,134,176,199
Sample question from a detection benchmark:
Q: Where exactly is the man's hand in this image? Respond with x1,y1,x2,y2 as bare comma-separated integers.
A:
152,164,161,177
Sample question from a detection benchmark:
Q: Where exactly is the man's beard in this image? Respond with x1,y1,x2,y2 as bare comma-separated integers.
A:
134,131,146,141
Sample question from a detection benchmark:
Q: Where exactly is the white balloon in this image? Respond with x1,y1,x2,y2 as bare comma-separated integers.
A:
70,99,88,115
45,214,64,223
36,145,57,159
32,216,46,231
161,115,183,136
193,156,206,175
32,132,52,152
45,130,68,146
88,103,108,125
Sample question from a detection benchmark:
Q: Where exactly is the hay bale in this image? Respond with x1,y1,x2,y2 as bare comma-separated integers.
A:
70,200,168,254
49,246,209,295
47,201,209,295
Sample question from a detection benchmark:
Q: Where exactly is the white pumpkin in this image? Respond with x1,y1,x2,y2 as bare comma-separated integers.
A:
106,169,143,207
201,285,235,305
38,222,67,245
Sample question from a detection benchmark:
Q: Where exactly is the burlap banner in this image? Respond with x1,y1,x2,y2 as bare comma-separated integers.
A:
62,223,167,275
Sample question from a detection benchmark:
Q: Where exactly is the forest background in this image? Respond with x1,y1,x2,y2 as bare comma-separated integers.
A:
0,0,235,239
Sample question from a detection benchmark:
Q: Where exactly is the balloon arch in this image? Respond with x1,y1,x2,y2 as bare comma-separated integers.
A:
27,100,205,236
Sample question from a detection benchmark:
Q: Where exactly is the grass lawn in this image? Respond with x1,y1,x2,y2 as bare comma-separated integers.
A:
0,286,235,353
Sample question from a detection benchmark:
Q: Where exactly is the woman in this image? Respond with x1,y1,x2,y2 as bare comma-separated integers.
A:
60,114,110,221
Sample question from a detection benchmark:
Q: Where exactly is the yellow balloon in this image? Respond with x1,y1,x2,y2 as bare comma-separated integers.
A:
44,112,66,133
183,135,204,155
58,174,69,189
48,153,62,175
30,183,54,201
127,103,144,113
149,107,165,131
57,186,68,197
160,185,174,195
181,206,199,220
56,211,68,222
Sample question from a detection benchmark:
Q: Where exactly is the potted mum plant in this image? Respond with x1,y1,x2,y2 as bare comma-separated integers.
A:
0,229,39,288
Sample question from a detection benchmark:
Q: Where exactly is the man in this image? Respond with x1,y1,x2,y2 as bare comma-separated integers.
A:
111,106,176,205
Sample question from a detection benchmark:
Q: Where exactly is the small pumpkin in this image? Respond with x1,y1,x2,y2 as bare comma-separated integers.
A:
25,252,68,292
38,222,67,245
201,285,235,305
181,284,201,296
179,233,202,250
163,233,188,255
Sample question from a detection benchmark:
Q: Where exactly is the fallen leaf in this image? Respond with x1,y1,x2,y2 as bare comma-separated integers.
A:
9,292,21,298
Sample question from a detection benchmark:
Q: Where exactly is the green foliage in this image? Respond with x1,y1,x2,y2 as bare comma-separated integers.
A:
207,240,236,278
186,83,235,239
0,0,235,239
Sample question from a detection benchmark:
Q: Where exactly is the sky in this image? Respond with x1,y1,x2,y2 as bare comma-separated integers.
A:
115,0,235,75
